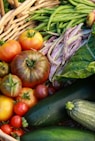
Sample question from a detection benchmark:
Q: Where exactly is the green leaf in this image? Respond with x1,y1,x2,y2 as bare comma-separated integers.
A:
56,33,95,80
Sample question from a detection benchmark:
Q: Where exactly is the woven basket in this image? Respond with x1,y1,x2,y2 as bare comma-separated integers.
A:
0,0,60,140
0,0,60,41
0,129,18,141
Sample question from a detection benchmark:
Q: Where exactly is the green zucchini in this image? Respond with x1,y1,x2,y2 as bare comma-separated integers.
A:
66,99,95,131
20,126,95,141
24,79,95,127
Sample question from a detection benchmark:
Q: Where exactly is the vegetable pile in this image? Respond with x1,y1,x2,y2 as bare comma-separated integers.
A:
0,29,52,140
0,0,95,140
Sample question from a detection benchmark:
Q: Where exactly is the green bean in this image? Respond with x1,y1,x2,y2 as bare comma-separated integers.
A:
44,34,52,41
31,16,49,22
75,4,94,13
52,14,87,22
75,4,95,10
34,23,47,31
34,8,56,15
59,22,64,28
76,9,93,14
65,18,85,29
54,9,75,14
73,0,95,7
59,22,69,29
74,18,85,26
61,22,71,33
56,22,62,34
26,13,41,22
54,5,74,11
47,5,74,30
68,0,79,6
65,20,76,29
29,14,41,19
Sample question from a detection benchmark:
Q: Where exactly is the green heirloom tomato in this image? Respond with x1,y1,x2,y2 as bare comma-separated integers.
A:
0,61,9,77
0,74,22,97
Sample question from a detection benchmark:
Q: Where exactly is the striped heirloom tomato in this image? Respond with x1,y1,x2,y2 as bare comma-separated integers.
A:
11,50,50,88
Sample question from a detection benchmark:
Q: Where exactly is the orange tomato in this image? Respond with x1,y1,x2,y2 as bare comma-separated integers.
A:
0,95,14,121
0,40,22,62
18,29,44,50
16,87,38,108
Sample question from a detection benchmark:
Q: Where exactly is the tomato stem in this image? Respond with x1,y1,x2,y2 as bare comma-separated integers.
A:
22,92,30,100
27,31,36,38
26,58,36,68
6,74,18,96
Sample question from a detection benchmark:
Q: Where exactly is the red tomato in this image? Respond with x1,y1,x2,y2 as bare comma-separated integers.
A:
16,87,38,108
1,124,12,135
11,50,50,87
14,101,29,116
12,128,25,137
0,40,22,62
18,29,44,50
10,115,22,128
0,74,22,97
35,84,48,99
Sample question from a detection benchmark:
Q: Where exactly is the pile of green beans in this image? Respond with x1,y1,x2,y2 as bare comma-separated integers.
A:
27,0,95,39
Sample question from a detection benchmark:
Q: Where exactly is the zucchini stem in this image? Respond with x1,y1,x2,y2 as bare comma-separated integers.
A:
65,101,74,110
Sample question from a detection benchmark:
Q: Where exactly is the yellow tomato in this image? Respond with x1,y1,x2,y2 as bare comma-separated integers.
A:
0,95,14,121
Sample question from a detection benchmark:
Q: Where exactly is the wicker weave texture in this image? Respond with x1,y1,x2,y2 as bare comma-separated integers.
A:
0,0,59,41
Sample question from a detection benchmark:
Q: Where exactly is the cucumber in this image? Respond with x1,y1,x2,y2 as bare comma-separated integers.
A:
20,126,95,141
24,79,95,127
66,99,95,131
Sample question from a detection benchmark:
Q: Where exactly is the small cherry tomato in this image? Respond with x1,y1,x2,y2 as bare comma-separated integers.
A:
12,128,25,137
10,115,22,128
14,101,29,116
18,29,44,50
1,124,12,135
35,84,48,99
16,87,38,108
0,40,22,62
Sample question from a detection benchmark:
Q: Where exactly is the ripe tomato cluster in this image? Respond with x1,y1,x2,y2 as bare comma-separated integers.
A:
0,29,58,139
0,101,28,137
0,29,44,62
